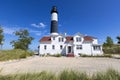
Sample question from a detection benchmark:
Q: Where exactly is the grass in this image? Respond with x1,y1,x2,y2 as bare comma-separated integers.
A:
80,54,112,58
0,69,120,80
42,53,62,57
0,49,34,61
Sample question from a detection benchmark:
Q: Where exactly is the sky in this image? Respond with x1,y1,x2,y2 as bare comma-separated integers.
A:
0,0,120,50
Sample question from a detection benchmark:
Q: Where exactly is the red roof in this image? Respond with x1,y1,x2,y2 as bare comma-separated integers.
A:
40,36,94,42
66,36,73,42
84,36,93,41
40,36,51,42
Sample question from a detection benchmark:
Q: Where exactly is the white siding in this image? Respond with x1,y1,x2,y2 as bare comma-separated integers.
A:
74,43,92,56
39,34,103,56
92,39,98,44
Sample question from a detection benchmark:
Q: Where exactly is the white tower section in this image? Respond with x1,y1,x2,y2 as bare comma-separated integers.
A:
51,13,58,21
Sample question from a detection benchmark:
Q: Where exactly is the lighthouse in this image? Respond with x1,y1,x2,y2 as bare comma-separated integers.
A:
50,6,58,35
39,6,103,56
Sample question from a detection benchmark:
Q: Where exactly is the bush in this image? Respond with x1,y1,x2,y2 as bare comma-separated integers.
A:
44,53,62,57
0,49,34,61
53,53,62,57
80,54,112,58
103,45,120,54
19,53,27,58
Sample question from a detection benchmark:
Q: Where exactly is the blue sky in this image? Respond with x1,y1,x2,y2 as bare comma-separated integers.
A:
0,0,120,50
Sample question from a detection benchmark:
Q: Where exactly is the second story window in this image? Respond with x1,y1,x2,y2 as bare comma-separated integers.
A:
59,38,61,42
59,37,64,42
53,37,55,40
76,37,81,42
62,38,64,42
44,45,47,50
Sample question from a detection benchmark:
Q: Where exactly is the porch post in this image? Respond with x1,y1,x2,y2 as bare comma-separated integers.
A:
66,45,67,55
71,46,73,53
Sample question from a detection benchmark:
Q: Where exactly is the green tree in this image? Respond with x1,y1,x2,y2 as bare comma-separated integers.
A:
11,29,34,50
0,26,4,49
116,36,120,44
103,36,113,48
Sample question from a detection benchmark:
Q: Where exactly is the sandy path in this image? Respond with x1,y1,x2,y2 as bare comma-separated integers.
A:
0,56,120,75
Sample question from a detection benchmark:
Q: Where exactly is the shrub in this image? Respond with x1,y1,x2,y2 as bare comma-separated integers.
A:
103,45,120,54
0,49,34,61
53,53,62,57
80,54,112,58
19,53,27,58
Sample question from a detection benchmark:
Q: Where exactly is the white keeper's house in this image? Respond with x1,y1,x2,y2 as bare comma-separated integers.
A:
39,6,103,56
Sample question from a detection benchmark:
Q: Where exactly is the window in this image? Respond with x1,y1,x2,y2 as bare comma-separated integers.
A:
52,45,55,49
44,45,47,50
62,38,64,42
76,37,81,42
76,45,82,50
53,37,55,40
60,45,63,49
93,46,101,50
59,37,64,42
59,38,61,42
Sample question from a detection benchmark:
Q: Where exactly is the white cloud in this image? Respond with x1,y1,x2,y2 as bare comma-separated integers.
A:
31,22,46,28
39,23,46,28
3,27,20,35
36,33,42,36
29,29,40,33
29,29,47,36
3,25,47,36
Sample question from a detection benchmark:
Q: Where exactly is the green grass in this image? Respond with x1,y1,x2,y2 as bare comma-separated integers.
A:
80,54,112,58
92,69,120,80
0,49,34,61
0,69,120,80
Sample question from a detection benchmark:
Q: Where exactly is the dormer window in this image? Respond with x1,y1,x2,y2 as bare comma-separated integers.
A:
59,37,64,42
76,37,81,42
53,37,55,40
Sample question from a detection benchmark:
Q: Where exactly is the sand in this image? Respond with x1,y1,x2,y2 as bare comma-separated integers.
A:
0,56,120,75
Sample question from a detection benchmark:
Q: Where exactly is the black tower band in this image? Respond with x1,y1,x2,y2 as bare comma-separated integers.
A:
50,6,58,34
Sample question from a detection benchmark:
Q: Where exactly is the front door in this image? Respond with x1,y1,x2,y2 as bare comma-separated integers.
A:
68,46,72,53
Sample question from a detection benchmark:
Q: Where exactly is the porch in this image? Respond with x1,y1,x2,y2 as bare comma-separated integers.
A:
65,45,74,57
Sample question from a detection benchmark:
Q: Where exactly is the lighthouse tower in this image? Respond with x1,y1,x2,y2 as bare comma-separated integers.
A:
50,6,58,36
